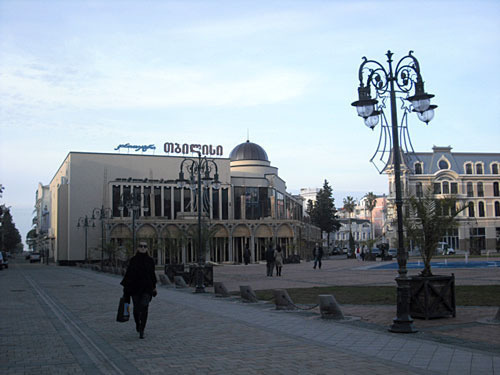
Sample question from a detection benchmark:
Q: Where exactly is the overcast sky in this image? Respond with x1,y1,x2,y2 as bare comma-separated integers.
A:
1,0,499,246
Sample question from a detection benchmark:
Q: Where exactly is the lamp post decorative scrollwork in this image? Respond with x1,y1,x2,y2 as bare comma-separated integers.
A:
77,215,95,262
91,206,113,269
118,192,149,256
352,50,437,333
176,151,221,293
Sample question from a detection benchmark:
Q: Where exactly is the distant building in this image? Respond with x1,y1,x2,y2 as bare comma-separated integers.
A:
34,140,320,265
299,187,319,215
385,146,500,253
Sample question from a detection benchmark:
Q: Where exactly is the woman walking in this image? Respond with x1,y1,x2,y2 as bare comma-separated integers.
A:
121,241,157,339
274,245,283,277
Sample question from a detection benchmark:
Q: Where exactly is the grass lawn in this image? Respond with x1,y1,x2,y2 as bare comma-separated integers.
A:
253,285,500,306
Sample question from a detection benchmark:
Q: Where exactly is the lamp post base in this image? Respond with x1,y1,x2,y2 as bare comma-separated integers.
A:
389,276,418,333
194,264,206,293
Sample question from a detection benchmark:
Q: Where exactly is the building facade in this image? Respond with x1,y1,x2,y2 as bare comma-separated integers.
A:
35,141,320,265
385,146,500,253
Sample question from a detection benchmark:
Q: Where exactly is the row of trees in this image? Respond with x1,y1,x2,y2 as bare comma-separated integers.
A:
0,204,23,253
306,179,380,250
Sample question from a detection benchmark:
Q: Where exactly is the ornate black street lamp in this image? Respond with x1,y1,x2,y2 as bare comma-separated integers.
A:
118,192,149,255
176,151,221,293
92,206,112,269
352,50,437,333
77,215,95,262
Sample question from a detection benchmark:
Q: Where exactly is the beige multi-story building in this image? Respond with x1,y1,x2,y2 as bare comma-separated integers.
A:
385,146,500,253
35,140,320,265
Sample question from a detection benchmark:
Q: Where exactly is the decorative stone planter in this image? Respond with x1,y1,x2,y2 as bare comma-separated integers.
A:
409,273,456,319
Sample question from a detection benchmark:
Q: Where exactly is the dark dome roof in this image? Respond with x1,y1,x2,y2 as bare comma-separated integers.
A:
229,140,269,162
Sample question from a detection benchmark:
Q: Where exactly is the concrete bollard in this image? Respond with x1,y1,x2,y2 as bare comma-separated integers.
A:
174,276,188,288
159,274,172,286
319,295,344,320
273,289,296,310
214,282,231,297
240,285,258,303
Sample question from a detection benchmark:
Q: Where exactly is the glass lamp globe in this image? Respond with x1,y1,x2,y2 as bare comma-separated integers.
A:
356,104,374,118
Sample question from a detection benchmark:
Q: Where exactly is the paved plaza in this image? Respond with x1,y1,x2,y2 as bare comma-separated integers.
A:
1,258,499,374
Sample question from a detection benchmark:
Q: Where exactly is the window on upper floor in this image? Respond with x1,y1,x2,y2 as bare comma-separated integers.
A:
451,182,458,194
415,163,423,175
465,163,473,174
492,163,499,175
476,163,483,175
477,182,484,197
433,183,441,194
495,201,500,217
442,181,449,194
494,182,500,197
438,160,449,170
478,201,485,217
467,182,474,197
468,202,475,217
416,182,423,197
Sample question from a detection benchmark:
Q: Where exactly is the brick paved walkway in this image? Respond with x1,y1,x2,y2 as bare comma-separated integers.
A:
1,259,499,374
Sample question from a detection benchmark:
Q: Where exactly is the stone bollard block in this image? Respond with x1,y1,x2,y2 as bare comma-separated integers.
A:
214,282,231,297
159,274,172,286
273,289,297,310
240,285,258,303
319,295,344,320
174,276,188,288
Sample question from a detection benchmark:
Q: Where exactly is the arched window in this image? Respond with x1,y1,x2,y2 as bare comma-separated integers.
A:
468,202,475,217
477,182,484,197
494,182,499,197
492,164,499,174
438,160,449,170
495,201,500,217
478,201,485,217
476,163,483,175
415,163,423,174
467,182,474,197
465,163,473,174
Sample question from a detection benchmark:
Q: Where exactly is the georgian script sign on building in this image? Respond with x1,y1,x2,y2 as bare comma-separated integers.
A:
115,143,156,152
164,142,223,156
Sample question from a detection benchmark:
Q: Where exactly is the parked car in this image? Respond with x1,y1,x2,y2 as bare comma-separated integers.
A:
370,248,381,257
436,242,455,255
329,247,342,255
30,252,41,263
388,248,397,257
0,252,5,269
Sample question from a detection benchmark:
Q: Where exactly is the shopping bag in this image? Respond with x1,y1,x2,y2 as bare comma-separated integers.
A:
116,295,130,322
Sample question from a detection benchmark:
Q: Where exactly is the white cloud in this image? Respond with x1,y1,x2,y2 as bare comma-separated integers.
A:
0,54,314,111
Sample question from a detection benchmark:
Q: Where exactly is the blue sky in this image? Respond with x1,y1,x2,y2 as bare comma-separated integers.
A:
1,0,499,245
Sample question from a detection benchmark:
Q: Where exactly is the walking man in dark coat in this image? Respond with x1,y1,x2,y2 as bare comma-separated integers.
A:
265,243,275,276
312,242,324,269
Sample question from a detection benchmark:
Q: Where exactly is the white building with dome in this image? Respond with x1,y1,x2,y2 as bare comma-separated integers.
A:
34,140,319,265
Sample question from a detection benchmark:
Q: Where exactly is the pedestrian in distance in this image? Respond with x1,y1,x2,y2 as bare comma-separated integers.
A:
312,243,323,269
274,245,283,277
243,244,251,265
120,241,157,339
265,243,275,276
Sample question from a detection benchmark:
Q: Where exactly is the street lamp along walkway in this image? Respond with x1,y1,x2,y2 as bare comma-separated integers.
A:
352,50,437,334
176,151,221,293
77,215,95,263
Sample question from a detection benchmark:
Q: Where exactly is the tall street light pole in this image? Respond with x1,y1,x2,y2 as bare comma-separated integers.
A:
92,206,112,269
118,192,147,256
77,215,95,262
177,151,221,293
351,50,437,333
